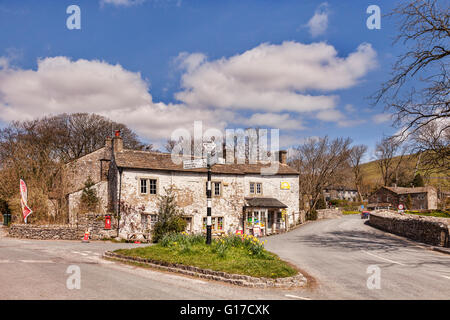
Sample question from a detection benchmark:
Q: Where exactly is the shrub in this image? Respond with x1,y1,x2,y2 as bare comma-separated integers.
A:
80,177,99,213
152,187,187,243
307,209,318,221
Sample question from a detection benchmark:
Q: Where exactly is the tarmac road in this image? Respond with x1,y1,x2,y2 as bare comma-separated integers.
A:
0,215,448,300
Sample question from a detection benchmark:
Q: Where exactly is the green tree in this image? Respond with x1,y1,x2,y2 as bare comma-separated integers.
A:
152,187,187,243
411,174,425,187
315,197,327,210
80,177,99,213
405,194,412,210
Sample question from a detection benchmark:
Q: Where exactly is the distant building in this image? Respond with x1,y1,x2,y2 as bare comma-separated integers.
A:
368,186,437,210
323,186,358,202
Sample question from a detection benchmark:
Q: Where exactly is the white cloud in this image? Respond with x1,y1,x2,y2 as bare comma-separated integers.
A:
244,113,304,130
373,113,392,124
0,57,224,141
176,41,377,114
100,0,145,6
0,40,377,144
307,3,330,37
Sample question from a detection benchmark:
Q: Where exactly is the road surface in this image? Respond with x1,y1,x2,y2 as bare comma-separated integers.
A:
0,215,449,299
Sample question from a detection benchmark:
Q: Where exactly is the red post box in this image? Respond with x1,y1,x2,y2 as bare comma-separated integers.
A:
105,215,111,230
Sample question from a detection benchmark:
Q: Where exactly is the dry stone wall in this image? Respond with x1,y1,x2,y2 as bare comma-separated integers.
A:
316,208,343,220
8,213,117,240
368,211,449,247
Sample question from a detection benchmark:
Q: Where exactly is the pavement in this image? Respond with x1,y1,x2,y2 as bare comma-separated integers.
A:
0,216,449,300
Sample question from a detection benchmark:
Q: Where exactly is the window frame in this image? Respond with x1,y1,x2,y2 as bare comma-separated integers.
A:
138,177,159,196
205,180,222,197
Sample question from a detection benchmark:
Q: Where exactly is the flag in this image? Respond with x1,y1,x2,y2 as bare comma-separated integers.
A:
20,179,33,224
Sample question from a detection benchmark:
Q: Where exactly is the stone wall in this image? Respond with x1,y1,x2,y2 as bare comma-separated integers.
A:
8,213,118,240
316,208,343,220
9,224,84,240
368,211,449,247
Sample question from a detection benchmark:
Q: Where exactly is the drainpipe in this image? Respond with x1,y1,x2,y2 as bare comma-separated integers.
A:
117,167,123,238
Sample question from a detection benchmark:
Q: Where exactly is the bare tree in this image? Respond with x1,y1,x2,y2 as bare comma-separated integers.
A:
410,121,450,172
349,144,368,201
375,137,407,186
374,0,449,170
0,113,144,223
290,136,352,216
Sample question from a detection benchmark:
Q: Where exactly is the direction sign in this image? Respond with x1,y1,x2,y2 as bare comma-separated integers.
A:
183,158,207,169
203,142,216,153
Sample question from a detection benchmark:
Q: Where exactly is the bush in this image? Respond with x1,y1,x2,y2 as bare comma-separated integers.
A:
315,197,327,209
80,177,99,213
307,209,318,221
152,187,187,243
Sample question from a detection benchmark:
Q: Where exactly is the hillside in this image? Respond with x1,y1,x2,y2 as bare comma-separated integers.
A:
360,153,450,191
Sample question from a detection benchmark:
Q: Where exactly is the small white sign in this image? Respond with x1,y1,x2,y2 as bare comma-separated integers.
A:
203,142,216,153
183,158,207,169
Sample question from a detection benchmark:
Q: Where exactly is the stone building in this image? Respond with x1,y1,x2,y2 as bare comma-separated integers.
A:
65,132,300,240
368,186,438,210
323,186,358,202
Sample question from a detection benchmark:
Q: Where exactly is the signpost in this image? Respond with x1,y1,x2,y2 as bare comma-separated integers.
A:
398,204,404,214
182,142,217,245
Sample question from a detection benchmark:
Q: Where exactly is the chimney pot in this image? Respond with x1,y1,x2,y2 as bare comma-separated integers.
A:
279,150,287,164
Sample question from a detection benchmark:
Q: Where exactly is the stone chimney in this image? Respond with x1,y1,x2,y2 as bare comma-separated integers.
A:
279,150,287,164
112,130,123,153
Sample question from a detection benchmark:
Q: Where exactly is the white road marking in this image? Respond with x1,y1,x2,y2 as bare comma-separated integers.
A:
0,259,11,263
285,294,311,300
362,251,406,266
442,275,450,280
20,260,54,264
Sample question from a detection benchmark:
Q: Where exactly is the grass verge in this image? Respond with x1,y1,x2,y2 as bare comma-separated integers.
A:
114,233,297,279
405,210,450,218
342,210,360,215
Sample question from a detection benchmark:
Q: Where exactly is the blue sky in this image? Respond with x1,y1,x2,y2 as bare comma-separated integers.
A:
0,0,408,160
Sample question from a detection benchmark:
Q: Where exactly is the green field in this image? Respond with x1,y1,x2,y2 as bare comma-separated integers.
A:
360,153,450,190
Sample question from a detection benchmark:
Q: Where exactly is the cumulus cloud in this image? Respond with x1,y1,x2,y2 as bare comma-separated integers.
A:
243,113,304,130
373,113,392,124
0,40,377,143
0,57,224,141
307,3,330,37
100,0,145,6
175,41,377,114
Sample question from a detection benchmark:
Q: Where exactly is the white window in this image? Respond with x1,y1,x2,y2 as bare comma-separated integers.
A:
149,179,157,195
256,183,262,194
140,179,148,194
250,182,255,194
140,178,157,195
203,217,224,231
205,181,221,197
214,182,221,196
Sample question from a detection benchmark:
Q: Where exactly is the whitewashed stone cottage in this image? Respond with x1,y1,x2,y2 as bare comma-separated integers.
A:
65,133,300,240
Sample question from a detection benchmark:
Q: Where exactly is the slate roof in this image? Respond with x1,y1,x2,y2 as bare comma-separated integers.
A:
114,149,299,175
244,197,288,208
383,186,435,195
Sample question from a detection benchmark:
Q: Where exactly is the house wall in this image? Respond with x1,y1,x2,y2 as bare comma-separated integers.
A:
65,147,107,194
116,169,299,239
369,187,436,210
